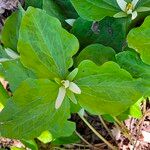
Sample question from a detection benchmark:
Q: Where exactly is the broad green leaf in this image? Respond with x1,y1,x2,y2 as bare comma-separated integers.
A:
0,79,70,139
18,7,79,79
75,44,116,66
0,64,4,77
43,0,78,27
137,0,150,7
25,0,43,9
21,139,38,150
55,121,76,138
38,130,53,144
0,82,9,105
116,51,150,79
2,60,36,92
10,147,24,150
52,133,80,145
1,9,23,51
116,50,150,96
74,60,142,116
130,102,142,118
127,16,150,65
71,17,130,52
70,0,119,21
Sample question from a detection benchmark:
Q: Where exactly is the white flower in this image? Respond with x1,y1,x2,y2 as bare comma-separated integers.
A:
65,19,76,26
116,0,139,20
55,68,81,109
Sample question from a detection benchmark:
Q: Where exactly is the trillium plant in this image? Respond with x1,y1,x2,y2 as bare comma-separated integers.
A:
0,0,150,149
55,68,81,109
116,0,139,20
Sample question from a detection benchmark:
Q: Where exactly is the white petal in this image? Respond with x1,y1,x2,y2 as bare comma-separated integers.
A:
131,11,138,20
69,82,81,94
55,86,66,109
132,0,139,9
127,9,132,14
65,19,76,26
5,48,19,59
116,0,127,11
0,58,9,62
61,80,70,88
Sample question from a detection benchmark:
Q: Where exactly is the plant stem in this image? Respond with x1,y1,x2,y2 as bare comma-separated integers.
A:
99,115,115,140
78,113,117,150
113,117,131,141
75,130,92,146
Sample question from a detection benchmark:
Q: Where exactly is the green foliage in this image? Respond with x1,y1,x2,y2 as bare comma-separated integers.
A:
0,79,72,139
128,16,150,65
71,17,130,52
0,82,9,105
1,9,23,51
75,44,116,66
0,0,149,147
71,0,150,21
18,7,79,79
70,0,119,21
25,0,43,9
43,0,78,28
75,60,142,116
116,50,150,96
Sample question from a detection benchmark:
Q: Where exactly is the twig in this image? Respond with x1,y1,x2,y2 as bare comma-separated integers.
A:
78,113,117,150
99,115,115,141
75,130,92,147
133,109,150,149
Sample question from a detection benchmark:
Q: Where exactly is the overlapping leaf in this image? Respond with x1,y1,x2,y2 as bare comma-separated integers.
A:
127,16,150,65
0,79,71,139
43,0,78,28
18,7,79,79
71,17,130,52
70,0,119,21
74,60,142,116
75,44,116,66
1,9,23,51
116,50,150,96
2,60,35,92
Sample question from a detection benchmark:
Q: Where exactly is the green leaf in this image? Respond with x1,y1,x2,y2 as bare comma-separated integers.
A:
21,139,38,150
75,44,116,66
52,133,80,145
0,79,71,139
0,82,9,105
38,131,52,144
2,60,35,92
130,102,142,119
10,147,25,150
116,50,150,96
54,121,76,138
43,0,78,27
75,60,142,116
137,0,150,7
25,0,43,9
1,9,23,51
70,0,120,21
116,50,150,79
127,16,150,65
71,17,130,52
18,7,79,79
